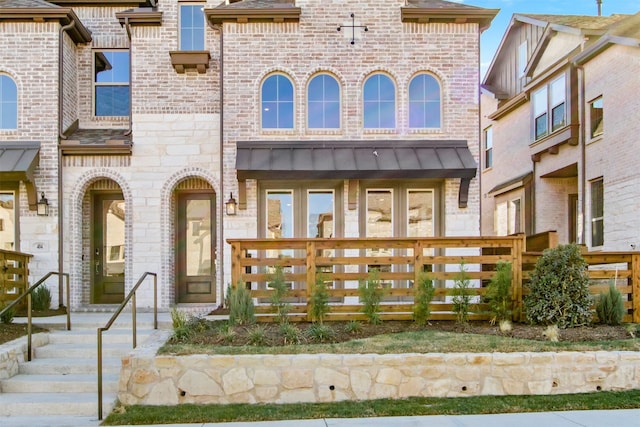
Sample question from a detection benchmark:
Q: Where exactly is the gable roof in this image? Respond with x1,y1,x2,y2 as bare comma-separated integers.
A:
483,12,628,87
573,12,640,64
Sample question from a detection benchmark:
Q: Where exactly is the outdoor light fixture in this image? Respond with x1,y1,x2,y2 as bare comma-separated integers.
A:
225,192,237,216
37,192,49,216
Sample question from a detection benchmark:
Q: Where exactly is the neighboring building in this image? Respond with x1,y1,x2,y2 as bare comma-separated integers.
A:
481,12,640,251
0,0,497,310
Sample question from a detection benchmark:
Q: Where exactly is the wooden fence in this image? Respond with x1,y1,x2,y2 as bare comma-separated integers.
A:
0,249,32,308
228,236,640,323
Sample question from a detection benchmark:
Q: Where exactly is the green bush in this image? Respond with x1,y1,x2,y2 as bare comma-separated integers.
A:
32,286,52,311
170,307,192,342
452,262,472,325
306,323,336,343
343,320,362,334
358,269,387,324
279,323,302,345
0,303,14,324
484,261,513,325
524,243,592,328
247,324,269,346
309,274,330,325
413,271,435,326
596,282,625,325
228,283,255,326
268,266,291,325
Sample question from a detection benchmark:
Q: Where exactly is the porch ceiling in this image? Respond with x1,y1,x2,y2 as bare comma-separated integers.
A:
235,140,477,181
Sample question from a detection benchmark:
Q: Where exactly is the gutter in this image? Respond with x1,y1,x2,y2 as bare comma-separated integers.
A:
57,20,75,308
206,18,225,303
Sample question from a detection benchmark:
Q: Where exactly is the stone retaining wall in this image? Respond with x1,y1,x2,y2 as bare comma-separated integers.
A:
0,333,49,380
119,347,640,405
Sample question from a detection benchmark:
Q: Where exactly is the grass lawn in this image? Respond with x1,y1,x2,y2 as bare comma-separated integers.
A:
103,389,640,425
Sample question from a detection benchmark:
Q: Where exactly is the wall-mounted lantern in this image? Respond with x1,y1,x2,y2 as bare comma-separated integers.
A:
37,192,49,216
225,193,237,216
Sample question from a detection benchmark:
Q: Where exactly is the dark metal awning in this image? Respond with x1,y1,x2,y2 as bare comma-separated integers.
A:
0,141,41,209
236,140,477,208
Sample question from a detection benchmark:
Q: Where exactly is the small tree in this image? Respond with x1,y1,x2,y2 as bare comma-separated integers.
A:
484,261,513,325
309,274,330,324
596,281,625,326
413,271,435,326
228,282,256,326
524,243,592,328
268,266,291,324
452,262,472,325
358,269,387,324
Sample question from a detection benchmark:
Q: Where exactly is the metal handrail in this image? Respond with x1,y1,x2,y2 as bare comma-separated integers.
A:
97,272,157,420
0,272,71,361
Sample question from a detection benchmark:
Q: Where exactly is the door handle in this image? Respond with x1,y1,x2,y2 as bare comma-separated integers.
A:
95,261,100,274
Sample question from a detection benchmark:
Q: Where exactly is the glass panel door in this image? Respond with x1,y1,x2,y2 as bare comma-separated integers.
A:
92,193,125,304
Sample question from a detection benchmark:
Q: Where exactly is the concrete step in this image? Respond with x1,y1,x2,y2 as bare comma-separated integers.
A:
35,342,134,359
19,357,122,375
48,329,154,345
0,373,119,393
0,415,101,427
0,392,116,416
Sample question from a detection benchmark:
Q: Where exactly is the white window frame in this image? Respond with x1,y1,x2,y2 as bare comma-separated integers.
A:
483,126,493,169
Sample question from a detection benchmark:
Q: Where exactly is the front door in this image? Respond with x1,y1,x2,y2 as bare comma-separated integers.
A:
176,192,216,303
91,193,125,304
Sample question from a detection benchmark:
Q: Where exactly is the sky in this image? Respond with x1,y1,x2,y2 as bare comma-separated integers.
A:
456,0,640,78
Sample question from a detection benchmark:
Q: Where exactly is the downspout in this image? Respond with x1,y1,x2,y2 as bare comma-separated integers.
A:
57,20,75,308
123,17,132,136
577,63,587,245
206,19,225,302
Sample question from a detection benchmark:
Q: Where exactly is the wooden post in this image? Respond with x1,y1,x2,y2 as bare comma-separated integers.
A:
632,254,640,323
230,242,242,290
413,240,423,288
511,235,524,322
306,241,316,322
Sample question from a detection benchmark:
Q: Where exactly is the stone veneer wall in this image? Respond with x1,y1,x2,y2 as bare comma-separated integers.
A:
0,334,49,380
119,348,640,405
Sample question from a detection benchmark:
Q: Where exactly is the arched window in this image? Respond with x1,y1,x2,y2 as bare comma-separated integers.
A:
363,74,395,129
409,73,441,129
0,75,17,129
307,74,340,129
261,74,294,129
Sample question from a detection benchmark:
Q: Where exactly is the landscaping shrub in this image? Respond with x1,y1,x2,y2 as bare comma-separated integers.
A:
309,274,330,325
0,302,14,324
279,323,302,345
268,266,291,324
484,261,513,325
170,307,193,341
524,243,592,328
228,282,255,326
31,286,52,311
358,269,387,324
596,282,625,326
247,324,268,346
343,320,362,334
452,262,472,325
413,271,435,326
306,323,336,343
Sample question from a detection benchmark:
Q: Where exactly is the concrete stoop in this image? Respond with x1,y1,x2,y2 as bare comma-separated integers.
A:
0,316,165,426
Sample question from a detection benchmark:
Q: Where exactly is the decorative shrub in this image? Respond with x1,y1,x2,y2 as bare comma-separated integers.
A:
32,286,52,311
596,282,625,325
309,274,330,325
413,271,435,326
306,323,336,343
0,302,14,324
452,262,472,325
228,282,255,326
170,307,192,341
268,266,291,324
358,269,387,324
484,261,513,325
524,243,592,328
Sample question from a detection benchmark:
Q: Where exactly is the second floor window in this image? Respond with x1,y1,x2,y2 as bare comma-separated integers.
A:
261,74,294,129
408,73,441,129
94,51,130,117
483,126,493,169
591,178,604,247
180,4,205,51
0,75,17,129
532,75,566,141
590,96,603,138
363,74,395,129
308,74,340,129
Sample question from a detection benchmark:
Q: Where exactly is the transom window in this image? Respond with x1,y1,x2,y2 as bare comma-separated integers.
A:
0,75,17,129
363,73,395,129
532,75,566,140
261,74,294,129
180,4,205,51
307,74,340,129
408,73,441,129
94,51,130,117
